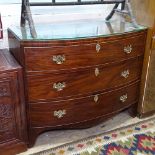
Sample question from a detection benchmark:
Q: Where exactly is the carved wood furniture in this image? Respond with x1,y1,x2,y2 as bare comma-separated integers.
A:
131,0,155,117
0,49,27,155
8,20,147,147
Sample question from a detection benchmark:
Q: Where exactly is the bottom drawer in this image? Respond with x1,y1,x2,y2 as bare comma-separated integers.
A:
29,82,139,127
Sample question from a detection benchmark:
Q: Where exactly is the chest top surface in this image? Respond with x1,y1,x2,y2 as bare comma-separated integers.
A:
8,19,147,41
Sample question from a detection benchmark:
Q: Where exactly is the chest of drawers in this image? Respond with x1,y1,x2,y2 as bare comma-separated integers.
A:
8,20,147,147
0,49,27,155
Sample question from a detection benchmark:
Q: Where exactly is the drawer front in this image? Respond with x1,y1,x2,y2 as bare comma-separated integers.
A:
25,34,145,71
29,82,139,127
27,57,143,102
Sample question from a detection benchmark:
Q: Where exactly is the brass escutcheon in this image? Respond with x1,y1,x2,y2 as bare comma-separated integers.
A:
95,68,100,77
94,95,99,103
96,43,101,53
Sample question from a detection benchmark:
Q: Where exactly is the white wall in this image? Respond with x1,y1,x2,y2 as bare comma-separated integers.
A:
0,2,114,49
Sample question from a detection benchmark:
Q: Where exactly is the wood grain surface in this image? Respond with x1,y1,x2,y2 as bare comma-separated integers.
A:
29,82,140,127
27,57,143,102
8,28,147,147
24,34,145,72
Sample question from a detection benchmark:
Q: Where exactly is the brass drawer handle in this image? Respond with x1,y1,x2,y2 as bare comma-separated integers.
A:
53,82,66,91
96,43,101,53
54,110,66,119
124,45,132,54
52,55,66,64
94,95,99,103
120,94,128,103
95,68,100,77
121,70,129,78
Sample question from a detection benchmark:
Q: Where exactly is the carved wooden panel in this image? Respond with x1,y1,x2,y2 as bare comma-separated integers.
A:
0,82,11,97
0,49,27,154
0,79,16,143
0,131,14,144
0,103,15,143
0,103,13,130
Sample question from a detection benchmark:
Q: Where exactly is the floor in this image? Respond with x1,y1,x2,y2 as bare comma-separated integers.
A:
18,110,155,155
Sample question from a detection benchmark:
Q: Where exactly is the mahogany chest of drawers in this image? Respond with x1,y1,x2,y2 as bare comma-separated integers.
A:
0,49,27,155
8,21,147,147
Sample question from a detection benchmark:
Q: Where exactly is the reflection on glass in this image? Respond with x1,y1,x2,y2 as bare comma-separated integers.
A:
9,19,146,41
81,0,101,1
29,0,100,2
105,21,114,33
55,0,77,2
30,0,51,2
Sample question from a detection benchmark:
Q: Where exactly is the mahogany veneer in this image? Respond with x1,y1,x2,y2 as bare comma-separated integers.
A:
29,82,139,127
24,34,145,72
0,49,27,155
27,57,143,102
8,28,147,147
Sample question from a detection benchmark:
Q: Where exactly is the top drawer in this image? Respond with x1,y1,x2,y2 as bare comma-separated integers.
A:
24,34,146,72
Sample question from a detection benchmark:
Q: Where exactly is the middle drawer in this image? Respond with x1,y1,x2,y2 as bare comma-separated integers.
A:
27,57,143,102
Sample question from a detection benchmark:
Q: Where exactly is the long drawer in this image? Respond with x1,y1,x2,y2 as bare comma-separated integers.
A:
24,34,145,72
27,57,143,102
29,82,139,127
